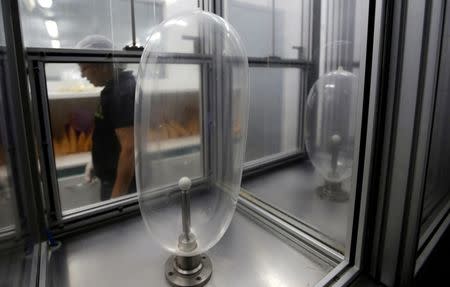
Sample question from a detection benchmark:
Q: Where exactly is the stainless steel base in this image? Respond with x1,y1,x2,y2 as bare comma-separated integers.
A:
165,254,212,287
317,181,349,202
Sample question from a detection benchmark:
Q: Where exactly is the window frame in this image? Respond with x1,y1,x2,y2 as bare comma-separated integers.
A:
27,48,213,225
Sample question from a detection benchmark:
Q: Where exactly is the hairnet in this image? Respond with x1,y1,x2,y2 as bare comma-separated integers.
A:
76,35,113,50
75,35,127,70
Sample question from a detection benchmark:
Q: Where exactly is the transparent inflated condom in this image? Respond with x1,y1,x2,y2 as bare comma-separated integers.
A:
134,10,249,287
305,67,358,201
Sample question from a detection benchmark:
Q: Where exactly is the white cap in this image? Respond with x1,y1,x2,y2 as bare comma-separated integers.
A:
76,35,113,50
331,134,342,144
178,177,192,191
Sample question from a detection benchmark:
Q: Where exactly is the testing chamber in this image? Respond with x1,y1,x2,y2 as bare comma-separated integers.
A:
0,1,449,287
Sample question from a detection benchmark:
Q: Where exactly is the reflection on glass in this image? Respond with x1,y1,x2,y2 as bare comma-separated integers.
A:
305,68,358,201
238,0,366,253
20,0,130,49
135,0,198,49
246,67,301,162
226,0,312,59
137,64,202,190
19,0,199,50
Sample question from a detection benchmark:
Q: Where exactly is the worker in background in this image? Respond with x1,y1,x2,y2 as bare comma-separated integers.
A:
77,35,136,200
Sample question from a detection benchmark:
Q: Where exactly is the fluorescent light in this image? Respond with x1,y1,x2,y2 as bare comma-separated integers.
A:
45,20,59,38
164,19,188,27
149,32,161,43
37,0,52,9
51,40,60,48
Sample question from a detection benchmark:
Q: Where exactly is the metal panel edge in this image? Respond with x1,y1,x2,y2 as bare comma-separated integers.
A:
414,212,450,275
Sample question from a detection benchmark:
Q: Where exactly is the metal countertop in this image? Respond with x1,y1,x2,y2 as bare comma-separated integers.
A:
48,209,333,287
243,161,350,250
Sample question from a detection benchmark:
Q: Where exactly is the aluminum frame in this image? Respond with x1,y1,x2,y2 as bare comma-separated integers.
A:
0,1,44,286
0,0,44,245
370,0,449,286
29,51,211,225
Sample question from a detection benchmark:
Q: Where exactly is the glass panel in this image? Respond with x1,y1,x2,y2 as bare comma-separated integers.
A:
420,8,450,233
135,0,199,48
225,0,312,59
239,0,366,253
45,62,201,212
245,67,302,162
46,62,137,211
137,64,203,190
19,0,198,50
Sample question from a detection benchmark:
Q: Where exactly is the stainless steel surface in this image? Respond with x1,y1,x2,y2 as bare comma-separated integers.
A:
181,190,192,242
238,194,344,265
242,160,349,250
48,210,333,287
0,243,38,287
165,255,212,287
39,242,49,287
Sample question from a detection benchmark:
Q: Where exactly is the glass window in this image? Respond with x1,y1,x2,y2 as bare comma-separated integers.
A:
245,67,302,162
135,0,199,48
225,0,312,59
227,0,367,253
20,0,131,49
45,62,202,213
19,0,198,50
46,62,138,211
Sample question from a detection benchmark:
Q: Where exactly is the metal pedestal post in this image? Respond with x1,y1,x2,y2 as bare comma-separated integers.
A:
165,177,213,287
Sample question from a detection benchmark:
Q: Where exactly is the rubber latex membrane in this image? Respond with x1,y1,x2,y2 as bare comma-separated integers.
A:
305,67,358,183
135,10,249,256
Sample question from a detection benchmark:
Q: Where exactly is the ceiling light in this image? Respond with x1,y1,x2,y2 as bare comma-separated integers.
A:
38,0,52,9
51,40,60,48
45,20,59,38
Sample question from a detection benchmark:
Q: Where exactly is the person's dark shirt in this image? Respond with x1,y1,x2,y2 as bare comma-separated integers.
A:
92,70,135,183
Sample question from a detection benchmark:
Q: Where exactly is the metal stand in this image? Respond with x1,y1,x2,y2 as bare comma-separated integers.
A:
316,180,349,202
316,134,349,202
165,177,213,287
165,254,212,287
